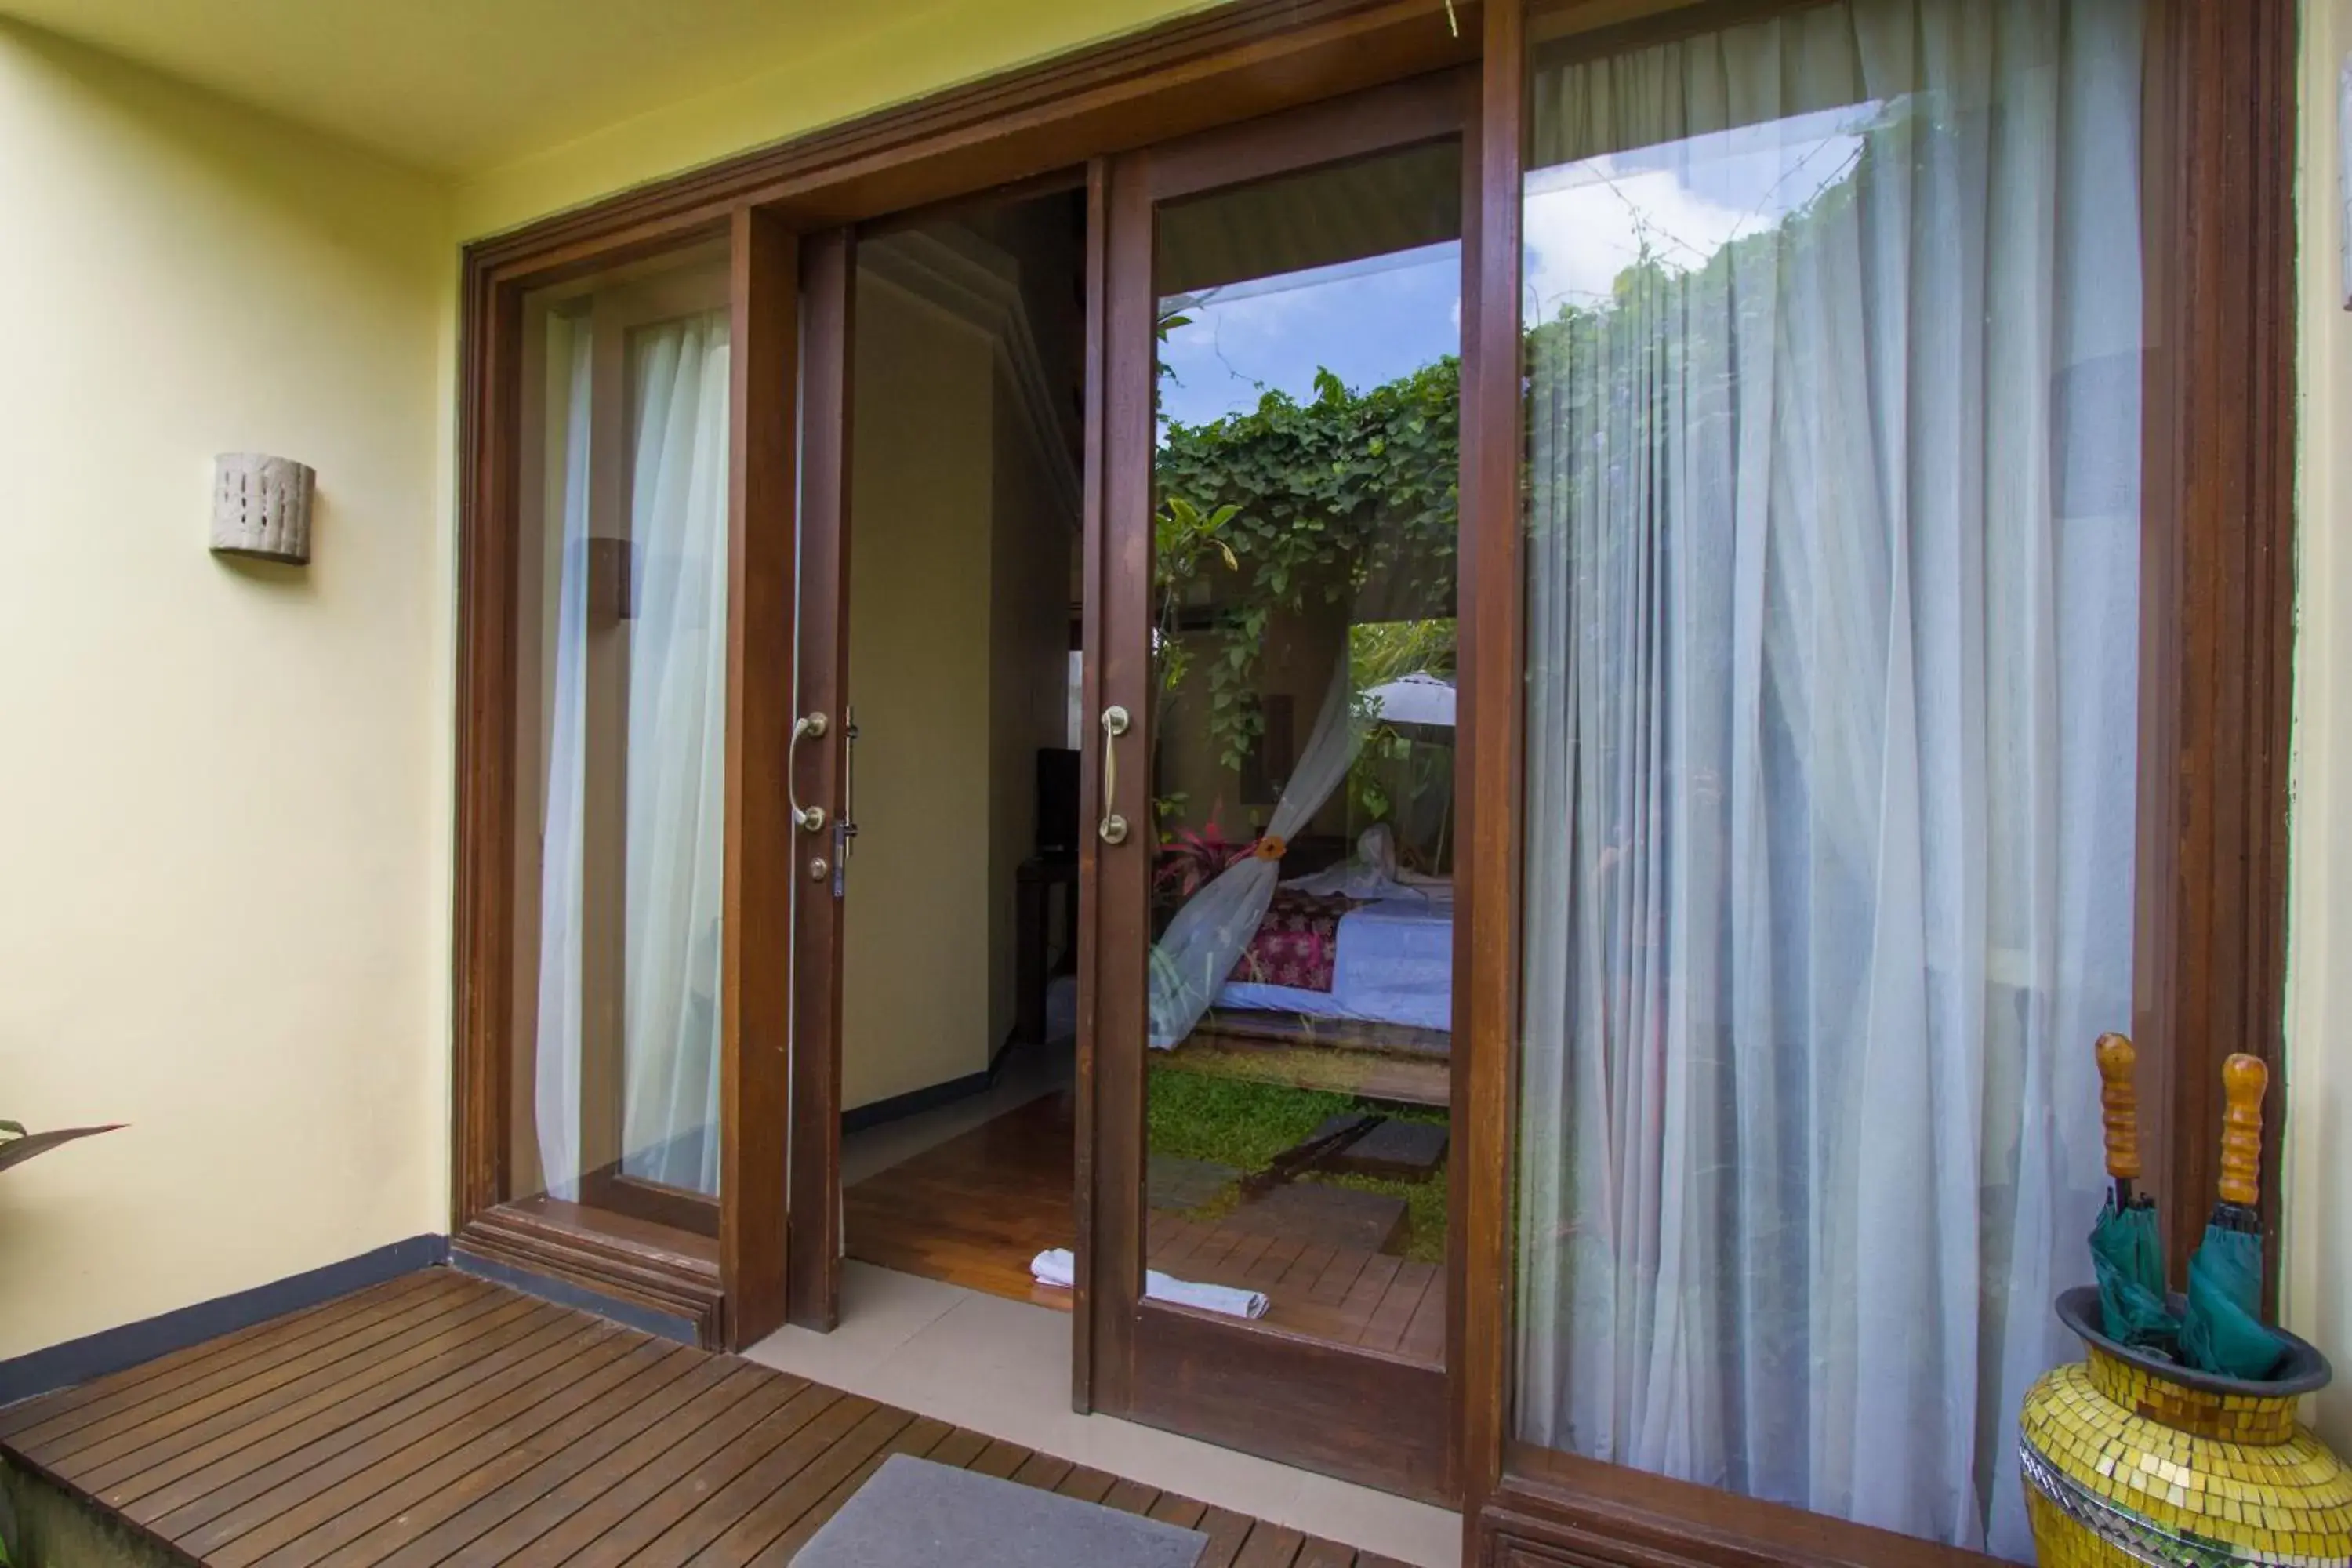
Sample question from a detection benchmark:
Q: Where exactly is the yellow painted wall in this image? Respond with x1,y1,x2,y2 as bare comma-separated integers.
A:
841,279,1000,1111
2286,0,2352,1451
0,24,450,1359
449,0,1210,242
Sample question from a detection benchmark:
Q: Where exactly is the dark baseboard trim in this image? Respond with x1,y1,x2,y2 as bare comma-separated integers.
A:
449,1248,700,1345
840,1031,1027,1136
0,1233,447,1407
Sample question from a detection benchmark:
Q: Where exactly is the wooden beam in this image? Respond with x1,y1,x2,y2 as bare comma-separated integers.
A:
786,227,855,1334
721,206,799,1348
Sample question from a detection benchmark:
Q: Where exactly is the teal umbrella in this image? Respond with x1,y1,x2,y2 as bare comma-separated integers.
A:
2089,1034,2176,1350
2180,1054,2286,1381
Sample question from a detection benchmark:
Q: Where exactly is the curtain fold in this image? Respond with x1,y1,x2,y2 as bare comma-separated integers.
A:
534,310,732,1200
1149,662,1363,1047
1513,2,2143,1557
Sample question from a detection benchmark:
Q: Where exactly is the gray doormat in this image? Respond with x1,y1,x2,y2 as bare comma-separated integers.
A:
792,1454,1207,1566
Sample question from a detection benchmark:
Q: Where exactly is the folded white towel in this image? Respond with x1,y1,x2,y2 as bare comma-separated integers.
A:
1028,1248,1270,1320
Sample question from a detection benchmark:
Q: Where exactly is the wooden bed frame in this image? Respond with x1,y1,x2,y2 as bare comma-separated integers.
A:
1158,1008,1451,1107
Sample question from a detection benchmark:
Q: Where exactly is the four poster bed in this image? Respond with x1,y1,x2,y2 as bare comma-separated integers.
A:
1148,667,1456,1107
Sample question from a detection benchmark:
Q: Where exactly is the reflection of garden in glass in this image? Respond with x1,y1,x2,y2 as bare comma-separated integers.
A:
1136,160,1460,1359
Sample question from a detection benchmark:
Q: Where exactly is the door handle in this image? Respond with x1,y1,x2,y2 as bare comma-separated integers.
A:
1099,705,1131,845
788,712,828,833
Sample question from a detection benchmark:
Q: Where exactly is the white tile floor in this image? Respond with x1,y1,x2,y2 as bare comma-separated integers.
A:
744,1261,1462,1568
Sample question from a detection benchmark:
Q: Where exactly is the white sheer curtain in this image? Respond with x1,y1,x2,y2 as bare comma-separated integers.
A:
1513,2,2143,1559
1149,662,1362,1047
535,310,733,1199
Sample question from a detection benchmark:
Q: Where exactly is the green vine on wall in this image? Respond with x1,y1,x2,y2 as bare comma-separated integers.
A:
1153,356,1461,777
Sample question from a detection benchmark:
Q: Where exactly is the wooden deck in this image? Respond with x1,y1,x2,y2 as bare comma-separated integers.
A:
0,1270,1413,1567
845,1091,1443,1363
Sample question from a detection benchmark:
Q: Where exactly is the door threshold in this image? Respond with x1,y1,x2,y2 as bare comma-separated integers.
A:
742,1261,1461,1568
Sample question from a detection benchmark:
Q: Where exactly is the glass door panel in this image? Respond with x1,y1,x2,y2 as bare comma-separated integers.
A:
1088,92,1470,1497
509,244,733,1245
1145,146,1462,1364
1510,2,2150,1559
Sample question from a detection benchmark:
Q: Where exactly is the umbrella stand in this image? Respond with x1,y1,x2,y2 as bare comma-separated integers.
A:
2020,1043,2352,1567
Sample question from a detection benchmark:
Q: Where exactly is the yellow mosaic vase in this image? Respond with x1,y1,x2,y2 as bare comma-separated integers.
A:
2020,1286,2352,1567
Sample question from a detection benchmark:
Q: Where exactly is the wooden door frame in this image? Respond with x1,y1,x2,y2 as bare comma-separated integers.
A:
452,0,1481,1353
447,0,2298,1560
1456,3,2301,1568
1081,68,1473,1506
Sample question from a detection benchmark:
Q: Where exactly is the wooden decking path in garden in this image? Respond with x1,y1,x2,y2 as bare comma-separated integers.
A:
0,1270,1412,1568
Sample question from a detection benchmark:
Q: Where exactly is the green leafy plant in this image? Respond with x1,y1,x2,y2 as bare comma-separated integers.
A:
1154,353,1461,778
0,1120,122,1174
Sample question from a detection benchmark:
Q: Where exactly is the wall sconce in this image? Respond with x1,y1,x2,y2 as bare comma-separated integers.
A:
211,453,314,564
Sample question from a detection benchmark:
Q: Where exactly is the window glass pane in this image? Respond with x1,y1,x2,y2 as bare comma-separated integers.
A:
510,246,732,1236
1513,2,2146,1555
1143,143,1461,1360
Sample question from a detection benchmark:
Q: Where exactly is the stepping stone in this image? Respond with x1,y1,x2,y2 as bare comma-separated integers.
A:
1221,1181,1405,1253
1324,1118,1448,1180
1146,1153,1236,1212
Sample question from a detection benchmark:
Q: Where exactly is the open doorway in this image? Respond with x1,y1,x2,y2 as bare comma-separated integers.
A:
831,186,1090,1307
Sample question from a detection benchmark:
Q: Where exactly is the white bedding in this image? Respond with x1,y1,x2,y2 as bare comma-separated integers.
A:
1212,884,1454,1035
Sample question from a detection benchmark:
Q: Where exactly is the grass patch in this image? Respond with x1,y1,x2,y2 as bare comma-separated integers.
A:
1147,1066,1355,1171
1146,1063,1449,1262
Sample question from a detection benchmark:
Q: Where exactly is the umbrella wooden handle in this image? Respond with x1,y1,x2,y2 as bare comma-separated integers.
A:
2218,1052,2267,1209
2096,1032,2140,1182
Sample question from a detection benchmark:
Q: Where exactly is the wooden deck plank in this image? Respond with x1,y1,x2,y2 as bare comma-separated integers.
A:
1194,1504,1259,1568
1054,1463,1119,1504
967,1437,1033,1480
162,1316,625,1556
0,1269,1415,1568
213,1329,658,1568
361,1353,746,1568
38,1283,495,1473
623,1396,898,1568
917,1426,991,1472
2,1274,460,1451
1102,1476,1162,1515
70,1286,532,1491
303,1342,706,1567
1009,1450,1074,1492
451,1365,805,1566
1235,1519,1309,1567
119,1305,578,1529
545,1385,857,1568
0,1273,452,1445
735,1414,955,1567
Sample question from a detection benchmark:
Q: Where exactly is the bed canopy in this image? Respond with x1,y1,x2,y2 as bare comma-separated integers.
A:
1146,658,1450,1047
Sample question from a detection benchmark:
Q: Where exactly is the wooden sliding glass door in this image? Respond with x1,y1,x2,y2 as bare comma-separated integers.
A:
453,214,800,1352
1083,72,1477,1501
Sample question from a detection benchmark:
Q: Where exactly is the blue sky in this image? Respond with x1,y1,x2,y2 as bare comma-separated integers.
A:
1156,243,1461,431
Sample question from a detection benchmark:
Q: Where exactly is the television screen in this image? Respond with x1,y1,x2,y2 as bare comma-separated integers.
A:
1036,748,1081,858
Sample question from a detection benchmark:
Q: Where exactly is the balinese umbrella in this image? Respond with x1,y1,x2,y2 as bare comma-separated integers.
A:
2180,1053,2287,1380
2089,1033,2176,1351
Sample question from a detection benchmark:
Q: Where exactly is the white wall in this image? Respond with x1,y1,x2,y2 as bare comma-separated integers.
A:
0,24,450,1360
2285,0,2352,1451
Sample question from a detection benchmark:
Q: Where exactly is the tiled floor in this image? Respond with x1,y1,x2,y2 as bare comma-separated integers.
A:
742,1262,1462,1568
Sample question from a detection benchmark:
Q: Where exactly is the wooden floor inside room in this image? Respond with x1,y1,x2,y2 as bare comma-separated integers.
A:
0,1269,1411,1568
843,1091,1443,1363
